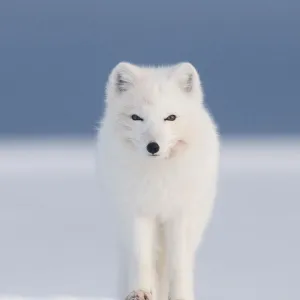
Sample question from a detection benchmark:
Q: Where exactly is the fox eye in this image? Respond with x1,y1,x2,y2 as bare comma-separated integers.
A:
131,114,144,121
164,114,177,121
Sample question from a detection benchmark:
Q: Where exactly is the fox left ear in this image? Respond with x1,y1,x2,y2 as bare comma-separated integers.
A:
171,62,201,93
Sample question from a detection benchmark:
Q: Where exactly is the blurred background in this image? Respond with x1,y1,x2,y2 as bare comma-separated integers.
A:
0,1,299,300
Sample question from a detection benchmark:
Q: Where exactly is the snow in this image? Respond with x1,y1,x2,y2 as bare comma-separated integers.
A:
0,137,299,300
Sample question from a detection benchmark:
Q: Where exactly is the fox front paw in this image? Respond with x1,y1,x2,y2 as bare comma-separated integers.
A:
125,290,152,300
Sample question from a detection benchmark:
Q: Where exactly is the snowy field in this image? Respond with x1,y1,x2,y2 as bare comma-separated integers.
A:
0,137,299,300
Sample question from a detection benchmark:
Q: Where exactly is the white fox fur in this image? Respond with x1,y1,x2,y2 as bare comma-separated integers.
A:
97,62,219,300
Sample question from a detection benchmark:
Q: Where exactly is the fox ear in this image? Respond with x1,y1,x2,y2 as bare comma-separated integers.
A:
171,62,200,93
109,62,140,93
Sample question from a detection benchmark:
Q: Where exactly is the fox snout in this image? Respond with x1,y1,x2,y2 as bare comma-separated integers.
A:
146,142,160,155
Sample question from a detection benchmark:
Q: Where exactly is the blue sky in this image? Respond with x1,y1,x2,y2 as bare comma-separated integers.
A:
0,0,299,136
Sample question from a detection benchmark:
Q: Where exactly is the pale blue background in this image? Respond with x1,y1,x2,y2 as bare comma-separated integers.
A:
1,0,299,136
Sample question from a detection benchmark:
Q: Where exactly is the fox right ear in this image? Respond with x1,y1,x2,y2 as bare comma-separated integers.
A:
109,62,139,93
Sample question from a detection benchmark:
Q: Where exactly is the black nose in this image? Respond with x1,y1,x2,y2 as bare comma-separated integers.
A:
147,142,160,154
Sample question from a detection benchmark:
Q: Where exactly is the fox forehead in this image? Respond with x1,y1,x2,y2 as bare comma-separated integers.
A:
129,77,175,104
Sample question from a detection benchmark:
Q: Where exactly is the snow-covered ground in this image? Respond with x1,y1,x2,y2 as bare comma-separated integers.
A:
0,137,299,300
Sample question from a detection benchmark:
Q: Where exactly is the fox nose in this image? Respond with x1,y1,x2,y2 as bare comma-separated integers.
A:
147,142,160,154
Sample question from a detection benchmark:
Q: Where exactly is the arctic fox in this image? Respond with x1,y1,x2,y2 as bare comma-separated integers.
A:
97,62,219,300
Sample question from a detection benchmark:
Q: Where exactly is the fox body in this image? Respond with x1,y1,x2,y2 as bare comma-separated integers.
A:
97,62,219,300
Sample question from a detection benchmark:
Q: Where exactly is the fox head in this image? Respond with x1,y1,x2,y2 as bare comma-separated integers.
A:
103,62,205,159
